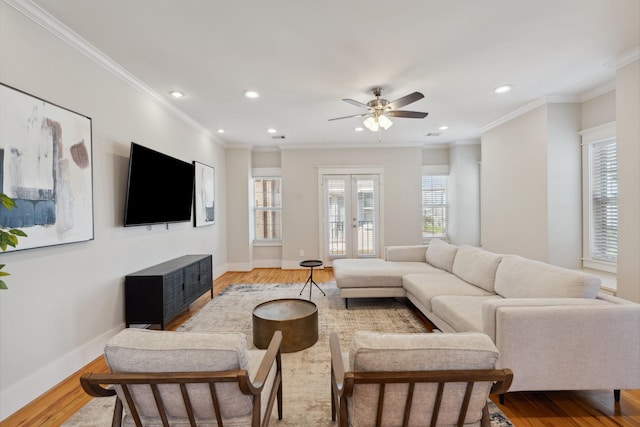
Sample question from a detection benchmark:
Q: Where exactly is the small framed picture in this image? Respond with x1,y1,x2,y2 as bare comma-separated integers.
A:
193,161,215,227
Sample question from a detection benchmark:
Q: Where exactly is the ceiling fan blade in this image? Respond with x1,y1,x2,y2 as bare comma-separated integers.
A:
387,110,428,119
386,92,424,110
328,113,370,121
342,98,370,109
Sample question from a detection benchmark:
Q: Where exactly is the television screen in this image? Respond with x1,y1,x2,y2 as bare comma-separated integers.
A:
124,142,194,227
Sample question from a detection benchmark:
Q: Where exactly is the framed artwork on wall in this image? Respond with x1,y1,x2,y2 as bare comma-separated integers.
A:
0,83,94,251
193,161,215,227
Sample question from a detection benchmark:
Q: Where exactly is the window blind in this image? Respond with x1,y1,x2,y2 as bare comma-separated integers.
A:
421,175,448,238
254,177,282,240
591,140,617,262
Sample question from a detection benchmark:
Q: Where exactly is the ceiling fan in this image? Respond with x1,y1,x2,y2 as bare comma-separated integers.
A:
329,87,428,132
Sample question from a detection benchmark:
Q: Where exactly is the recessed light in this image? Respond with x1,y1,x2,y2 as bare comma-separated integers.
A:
243,90,260,99
438,125,449,131
217,129,225,134
169,91,185,98
494,85,512,94
267,128,277,134
355,127,364,132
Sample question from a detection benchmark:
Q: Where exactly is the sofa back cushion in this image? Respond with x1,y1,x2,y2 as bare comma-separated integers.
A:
452,245,503,293
105,329,253,419
494,255,601,298
348,331,499,426
425,238,458,272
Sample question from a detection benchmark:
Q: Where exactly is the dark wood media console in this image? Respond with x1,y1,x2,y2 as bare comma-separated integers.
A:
125,254,213,329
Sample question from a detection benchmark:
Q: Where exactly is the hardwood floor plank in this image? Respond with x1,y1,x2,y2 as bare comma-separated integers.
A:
2,268,639,427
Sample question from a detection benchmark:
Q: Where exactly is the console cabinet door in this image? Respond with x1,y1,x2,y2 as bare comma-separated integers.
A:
163,270,185,321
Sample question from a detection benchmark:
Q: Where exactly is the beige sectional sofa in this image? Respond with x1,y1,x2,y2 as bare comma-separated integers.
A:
332,238,640,397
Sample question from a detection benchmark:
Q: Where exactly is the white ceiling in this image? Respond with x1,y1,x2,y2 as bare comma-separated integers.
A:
28,0,640,148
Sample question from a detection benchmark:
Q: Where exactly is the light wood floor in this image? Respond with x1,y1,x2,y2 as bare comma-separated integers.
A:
2,268,639,426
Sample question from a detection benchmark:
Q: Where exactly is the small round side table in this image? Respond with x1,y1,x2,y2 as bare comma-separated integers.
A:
299,259,326,299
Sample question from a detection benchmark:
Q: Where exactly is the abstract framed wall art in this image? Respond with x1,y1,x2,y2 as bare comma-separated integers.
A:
193,161,214,227
0,83,94,251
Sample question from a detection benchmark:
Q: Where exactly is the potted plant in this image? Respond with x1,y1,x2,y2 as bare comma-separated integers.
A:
0,193,27,289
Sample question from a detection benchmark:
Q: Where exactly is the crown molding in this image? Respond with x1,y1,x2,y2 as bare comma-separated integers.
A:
279,142,424,150
580,80,616,102
4,0,217,141
605,47,640,70
479,95,580,134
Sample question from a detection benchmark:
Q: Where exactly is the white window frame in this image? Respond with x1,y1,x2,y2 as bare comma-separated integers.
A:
580,123,617,273
421,165,449,243
252,168,282,246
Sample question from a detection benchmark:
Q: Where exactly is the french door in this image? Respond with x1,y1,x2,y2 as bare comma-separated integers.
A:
322,174,380,262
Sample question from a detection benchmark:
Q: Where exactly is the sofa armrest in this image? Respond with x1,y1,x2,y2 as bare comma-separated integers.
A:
385,245,428,262
482,299,640,391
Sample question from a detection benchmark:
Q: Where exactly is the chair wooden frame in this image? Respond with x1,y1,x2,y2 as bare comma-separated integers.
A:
329,333,513,427
81,331,283,427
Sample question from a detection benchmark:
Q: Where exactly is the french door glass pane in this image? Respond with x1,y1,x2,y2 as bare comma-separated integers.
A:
355,178,375,255
327,179,346,256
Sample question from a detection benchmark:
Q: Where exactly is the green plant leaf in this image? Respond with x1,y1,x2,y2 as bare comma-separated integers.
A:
0,280,7,290
0,193,17,210
0,271,9,277
6,235,18,247
10,229,27,237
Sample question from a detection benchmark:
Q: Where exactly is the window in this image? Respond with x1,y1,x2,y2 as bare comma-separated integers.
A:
253,177,282,241
581,123,617,272
421,175,448,239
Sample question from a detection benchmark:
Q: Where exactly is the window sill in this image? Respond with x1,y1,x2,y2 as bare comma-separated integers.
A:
582,258,616,274
253,240,282,247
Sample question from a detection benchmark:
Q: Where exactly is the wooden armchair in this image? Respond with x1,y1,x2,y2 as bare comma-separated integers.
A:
81,329,283,427
330,332,513,427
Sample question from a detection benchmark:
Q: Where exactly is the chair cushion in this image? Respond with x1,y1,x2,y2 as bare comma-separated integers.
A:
452,245,503,293
347,331,500,426
105,329,253,420
348,331,499,372
494,255,601,298
425,238,458,273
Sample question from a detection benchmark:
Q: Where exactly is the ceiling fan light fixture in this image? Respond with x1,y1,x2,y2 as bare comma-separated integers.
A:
378,115,393,130
363,116,379,132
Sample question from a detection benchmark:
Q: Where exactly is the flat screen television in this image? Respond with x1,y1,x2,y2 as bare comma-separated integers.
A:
124,142,195,227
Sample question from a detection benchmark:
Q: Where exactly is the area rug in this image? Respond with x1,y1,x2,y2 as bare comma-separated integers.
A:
64,282,512,426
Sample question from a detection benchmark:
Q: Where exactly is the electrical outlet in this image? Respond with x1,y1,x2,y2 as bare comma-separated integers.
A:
299,249,304,257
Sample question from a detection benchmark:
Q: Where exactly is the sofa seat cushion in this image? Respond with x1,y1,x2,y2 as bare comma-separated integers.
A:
431,295,503,333
494,255,601,298
333,258,440,288
425,238,458,273
452,246,503,293
403,273,495,312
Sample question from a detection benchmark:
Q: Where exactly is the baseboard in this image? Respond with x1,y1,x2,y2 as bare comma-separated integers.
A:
0,323,125,421
225,262,253,272
253,259,282,268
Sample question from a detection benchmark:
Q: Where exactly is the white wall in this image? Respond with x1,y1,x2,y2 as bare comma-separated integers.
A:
481,102,582,268
280,147,423,268
448,143,481,246
616,59,640,302
0,3,227,419
546,103,582,268
225,148,252,271
582,90,616,129
481,106,549,260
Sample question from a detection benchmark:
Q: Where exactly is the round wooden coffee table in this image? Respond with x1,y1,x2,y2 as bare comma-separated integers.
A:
252,298,318,353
